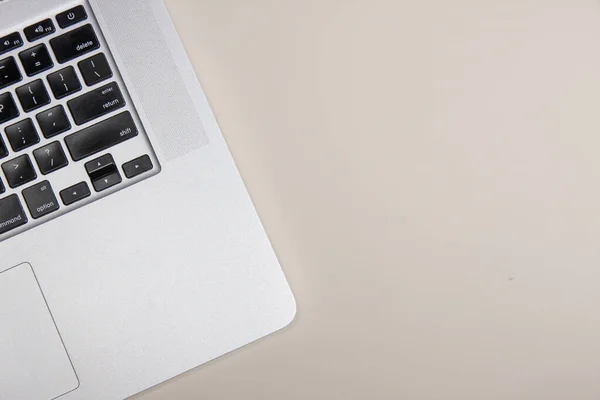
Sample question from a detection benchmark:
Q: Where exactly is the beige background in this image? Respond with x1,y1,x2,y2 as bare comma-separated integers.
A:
136,1,600,399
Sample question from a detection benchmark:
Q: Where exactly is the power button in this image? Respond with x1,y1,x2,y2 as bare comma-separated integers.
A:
56,5,88,29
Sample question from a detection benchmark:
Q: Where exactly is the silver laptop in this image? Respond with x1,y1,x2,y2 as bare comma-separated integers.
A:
0,1,296,399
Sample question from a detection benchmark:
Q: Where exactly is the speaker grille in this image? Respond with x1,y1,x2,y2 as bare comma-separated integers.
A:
93,0,210,161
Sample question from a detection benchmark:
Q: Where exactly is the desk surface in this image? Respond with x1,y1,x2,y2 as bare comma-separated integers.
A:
137,1,600,399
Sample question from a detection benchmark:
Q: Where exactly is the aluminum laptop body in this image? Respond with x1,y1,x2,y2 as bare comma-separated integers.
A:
0,1,296,399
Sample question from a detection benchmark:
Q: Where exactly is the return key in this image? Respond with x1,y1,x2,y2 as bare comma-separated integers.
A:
67,81,125,125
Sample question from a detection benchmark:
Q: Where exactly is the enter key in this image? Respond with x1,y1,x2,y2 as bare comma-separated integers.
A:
67,81,125,125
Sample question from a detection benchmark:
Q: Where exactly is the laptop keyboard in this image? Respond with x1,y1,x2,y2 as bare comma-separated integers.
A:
0,3,160,242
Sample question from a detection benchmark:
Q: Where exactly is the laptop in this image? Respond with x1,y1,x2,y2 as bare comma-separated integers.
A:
0,1,296,399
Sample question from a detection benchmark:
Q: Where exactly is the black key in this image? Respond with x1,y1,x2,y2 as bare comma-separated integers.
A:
67,81,125,125
85,153,116,177
65,111,138,161
92,171,121,192
19,44,54,76
33,142,69,175
0,137,8,159
84,154,121,191
60,181,91,205
47,66,81,99
85,154,121,192
57,6,88,29
50,24,100,64
2,155,36,188
0,57,22,89
78,53,112,86
5,119,40,152
0,93,19,124
123,155,153,179
0,195,28,235
0,33,24,56
16,80,51,112
0,179,4,194
36,106,71,138
22,181,59,219
24,19,55,42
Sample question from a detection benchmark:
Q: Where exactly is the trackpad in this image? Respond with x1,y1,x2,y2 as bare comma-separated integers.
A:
0,264,78,400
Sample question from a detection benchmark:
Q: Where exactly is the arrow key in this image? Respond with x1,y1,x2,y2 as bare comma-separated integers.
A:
92,171,121,192
85,153,115,176
60,182,91,205
122,155,153,179
84,153,122,192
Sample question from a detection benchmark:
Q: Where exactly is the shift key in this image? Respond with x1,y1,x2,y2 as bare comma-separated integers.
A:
65,111,138,161
67,82,125,125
